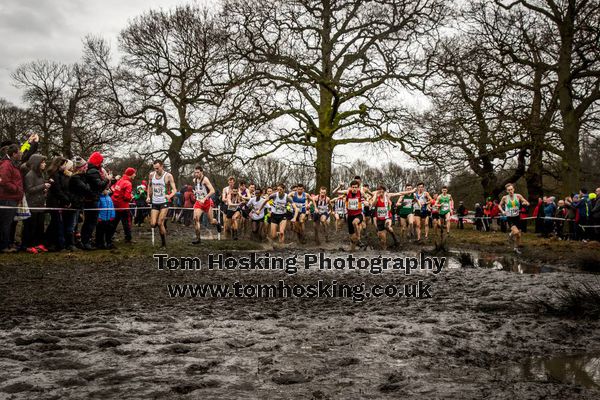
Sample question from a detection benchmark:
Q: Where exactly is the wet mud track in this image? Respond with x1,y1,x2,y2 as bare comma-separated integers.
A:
1,246,600,399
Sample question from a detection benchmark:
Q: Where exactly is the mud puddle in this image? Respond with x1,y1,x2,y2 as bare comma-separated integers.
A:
502,353,600,389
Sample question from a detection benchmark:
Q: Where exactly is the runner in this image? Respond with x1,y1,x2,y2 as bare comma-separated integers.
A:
221,176,235,215
499,183,530,254
430,193,441,236
191,166,221,245
372,185,398,250
436,186,454,238
412,182,432,243
224,185,244,240
147,160,177,249
246,187,267,241
333,193,346,232
362,183,374,227
258,184,297,244
311,187,331,245
345,180,364,251
396,184,416,240
290,184,310,243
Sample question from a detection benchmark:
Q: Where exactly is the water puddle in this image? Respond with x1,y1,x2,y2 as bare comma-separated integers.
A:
507,353,600,389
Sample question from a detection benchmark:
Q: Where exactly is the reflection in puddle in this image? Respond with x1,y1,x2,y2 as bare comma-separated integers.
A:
476,255,554,274
512,354,600,389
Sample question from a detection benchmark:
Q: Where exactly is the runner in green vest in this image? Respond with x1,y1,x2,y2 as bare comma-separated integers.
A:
499,183,529,254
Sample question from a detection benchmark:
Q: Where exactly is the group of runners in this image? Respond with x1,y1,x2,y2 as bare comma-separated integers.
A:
146,163,530,253
119,162,535,253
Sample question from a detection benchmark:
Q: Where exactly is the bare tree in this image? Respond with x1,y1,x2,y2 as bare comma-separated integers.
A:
12,59,104,158
86,5,251,183
496,0,600,195
224,0,447,191
0,99,34,145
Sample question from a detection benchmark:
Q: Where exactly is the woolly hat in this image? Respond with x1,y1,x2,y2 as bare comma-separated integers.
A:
88,151,103,167
589,193,597,200
73,156,87,169
124,167,136,177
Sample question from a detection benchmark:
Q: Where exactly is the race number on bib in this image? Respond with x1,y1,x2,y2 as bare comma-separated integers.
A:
347,198,359,210
377,207,388,218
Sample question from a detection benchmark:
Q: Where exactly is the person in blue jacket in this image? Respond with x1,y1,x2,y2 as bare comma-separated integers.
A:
96,188,116,249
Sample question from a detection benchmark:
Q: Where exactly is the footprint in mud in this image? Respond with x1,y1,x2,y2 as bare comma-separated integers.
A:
271,370,313,385
14,334,60,346
96,338,123,348
177,336,214,344
1,382,41,394
185,360,220,376
336,357,360,367
225,339,257,349
41,358,90,370
162,344,193,354
171,379,222,394
378,372,407,393
57,376,88,387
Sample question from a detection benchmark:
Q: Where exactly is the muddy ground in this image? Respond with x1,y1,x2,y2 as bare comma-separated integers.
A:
1,222,599,399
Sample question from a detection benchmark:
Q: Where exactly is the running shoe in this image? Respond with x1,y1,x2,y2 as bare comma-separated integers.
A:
513,247,521,255
35,245,48,253
192,239,201,245
26,247,39,254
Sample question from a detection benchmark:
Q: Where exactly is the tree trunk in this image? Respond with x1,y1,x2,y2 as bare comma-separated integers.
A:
560,122,581,196
526,132,544,204
315,138,333,193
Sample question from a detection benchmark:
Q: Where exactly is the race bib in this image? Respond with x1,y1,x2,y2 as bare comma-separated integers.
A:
228,204,238,211
506,207,519,217
275,204,286,214
153,186,163,197
441,203,450,211
347,198,359,210
377,207,388,218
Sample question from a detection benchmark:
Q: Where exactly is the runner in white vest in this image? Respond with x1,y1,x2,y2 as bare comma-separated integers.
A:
147,160,177,248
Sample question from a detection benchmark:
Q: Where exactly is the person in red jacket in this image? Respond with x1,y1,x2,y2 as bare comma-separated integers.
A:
0,144,24,252
111,167,136,243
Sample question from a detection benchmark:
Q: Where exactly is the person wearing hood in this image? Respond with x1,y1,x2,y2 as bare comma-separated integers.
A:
111,167,136,243
81,152,112,250
0,144,25,252
21,154,49,253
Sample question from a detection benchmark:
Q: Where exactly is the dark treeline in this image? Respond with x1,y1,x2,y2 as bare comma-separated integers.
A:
1,0,599,200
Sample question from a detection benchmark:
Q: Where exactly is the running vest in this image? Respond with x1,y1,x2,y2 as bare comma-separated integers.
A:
505,194,520,217
316,196,329,214
431,199,440,214
414,192,427,212
292,192,307,213
228,194,242,211
272,193,288,215
247,197,265,220
375,195,390,220
439,194,451,215
346,191,363,216
399,194,414,215
193,178,209,201
151,172,167,204
335,198,346,215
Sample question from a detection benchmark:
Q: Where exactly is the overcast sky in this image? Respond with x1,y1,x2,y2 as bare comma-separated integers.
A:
0,0,189,105
0,0,416,169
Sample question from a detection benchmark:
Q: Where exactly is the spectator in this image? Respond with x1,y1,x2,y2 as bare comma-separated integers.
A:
45,157,73,251
589,192,599,241
533,197,544,234
474,203,484,231
490,200,501,231
543,196,556,238
554,199,567,239
0,144,25,253
22,154,48,253
111,167,136,243
457,201,467,230
183,185,195,226
68,157,92,249
81,152,111,250
133,184,148,226
96,188,116,249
